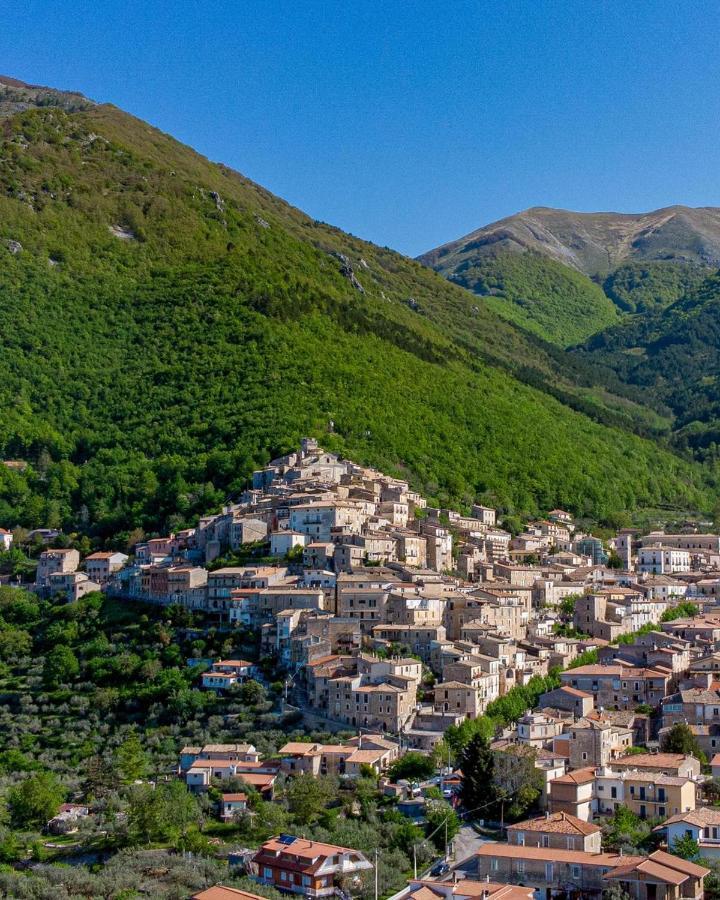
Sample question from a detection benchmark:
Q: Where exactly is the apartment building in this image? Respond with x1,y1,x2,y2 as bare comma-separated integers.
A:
565,717,633,768
560,665,670,710
507,811,601,853
637,545,691,575
477,845,708,899
36,548,80,587
595,766,695,820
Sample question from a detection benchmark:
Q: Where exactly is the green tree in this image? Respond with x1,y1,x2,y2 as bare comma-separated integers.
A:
445,715,495,755
253,798,290,839
661,602,699,622
43,644,80,687
115,731,150,783
286,774,336,825
126,781,200,845
7,771,64,828
661,723,706,763
424,797,460,851
671,833,701,861
492,747,543,819
459,734,495,813
602,805,652,853
238,679,266,705
387,752,436,782
603,886,633,900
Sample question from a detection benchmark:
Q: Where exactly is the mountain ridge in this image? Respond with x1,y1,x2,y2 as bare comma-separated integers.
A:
419,204,720,276
0,77,713,535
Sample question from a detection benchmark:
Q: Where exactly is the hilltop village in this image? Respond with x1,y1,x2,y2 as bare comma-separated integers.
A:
8,439,720,898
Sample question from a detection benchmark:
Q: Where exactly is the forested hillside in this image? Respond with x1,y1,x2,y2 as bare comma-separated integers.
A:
576,272,720,461
430,249,619,345
0,80,714,539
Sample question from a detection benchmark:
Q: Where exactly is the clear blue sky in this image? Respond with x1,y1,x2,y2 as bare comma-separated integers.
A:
3,1,720,256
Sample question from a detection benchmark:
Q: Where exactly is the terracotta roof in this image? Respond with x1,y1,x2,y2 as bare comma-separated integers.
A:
345,749,386,763
556,686,592,698
551,766,595,785
279,742,320,756
606,859,686,885
662,807,720,827
409,881,533,900
612,752,694,770
506,812,600,837
232,773,275,788
221,793,247,802
562,664,667,678
192,889,268,900
476,844,641,866
648,849,709,878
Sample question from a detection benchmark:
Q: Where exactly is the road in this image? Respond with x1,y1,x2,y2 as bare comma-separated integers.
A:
421,825,495,881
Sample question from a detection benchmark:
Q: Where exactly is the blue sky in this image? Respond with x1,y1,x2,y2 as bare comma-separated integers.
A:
3,1,720,256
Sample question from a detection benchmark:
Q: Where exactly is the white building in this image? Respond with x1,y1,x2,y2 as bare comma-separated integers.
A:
270,531,307,557
637,545,690,575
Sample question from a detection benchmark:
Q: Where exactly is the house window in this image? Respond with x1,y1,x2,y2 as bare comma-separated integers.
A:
542,835,549,848
263,868,273,879
545,863,553,881
516,860,525,874
516,832,525,846
490,858,498,872
571,865,581,879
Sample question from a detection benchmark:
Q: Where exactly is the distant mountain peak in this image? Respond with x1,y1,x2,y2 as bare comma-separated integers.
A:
0,74,94,117
420,205,720,276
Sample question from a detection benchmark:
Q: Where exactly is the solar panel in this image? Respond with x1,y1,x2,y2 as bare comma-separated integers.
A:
278,834,297,845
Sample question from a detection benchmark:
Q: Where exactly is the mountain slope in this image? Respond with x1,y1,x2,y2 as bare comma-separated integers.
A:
420,205,720,276
430,248,620,345
575,272,720,460
0,78,713,536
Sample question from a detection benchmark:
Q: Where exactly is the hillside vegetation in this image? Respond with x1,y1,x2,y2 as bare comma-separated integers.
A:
577,272,720,461
602,261,709,313
438,249,619,345
0,90,714,538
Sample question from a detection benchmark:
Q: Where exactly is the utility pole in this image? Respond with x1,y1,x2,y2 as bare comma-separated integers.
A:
444,818,448,861
413,843,417,879
374,848,379,900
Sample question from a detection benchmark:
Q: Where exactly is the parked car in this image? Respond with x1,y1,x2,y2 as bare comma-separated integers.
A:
430,860,449,877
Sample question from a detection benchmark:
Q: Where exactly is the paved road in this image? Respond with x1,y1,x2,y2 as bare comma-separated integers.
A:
422,825,495,881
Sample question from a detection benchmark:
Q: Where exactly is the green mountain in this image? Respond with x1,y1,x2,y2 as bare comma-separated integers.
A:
419,206,720,346
422,247,620,346
575,271,720,461
0,77,713,538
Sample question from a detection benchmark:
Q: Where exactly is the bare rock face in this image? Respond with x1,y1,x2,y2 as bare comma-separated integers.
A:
254,215,270,229
108,225,136,241
210,191,225,213
5,239,22,254
332,252,365,293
